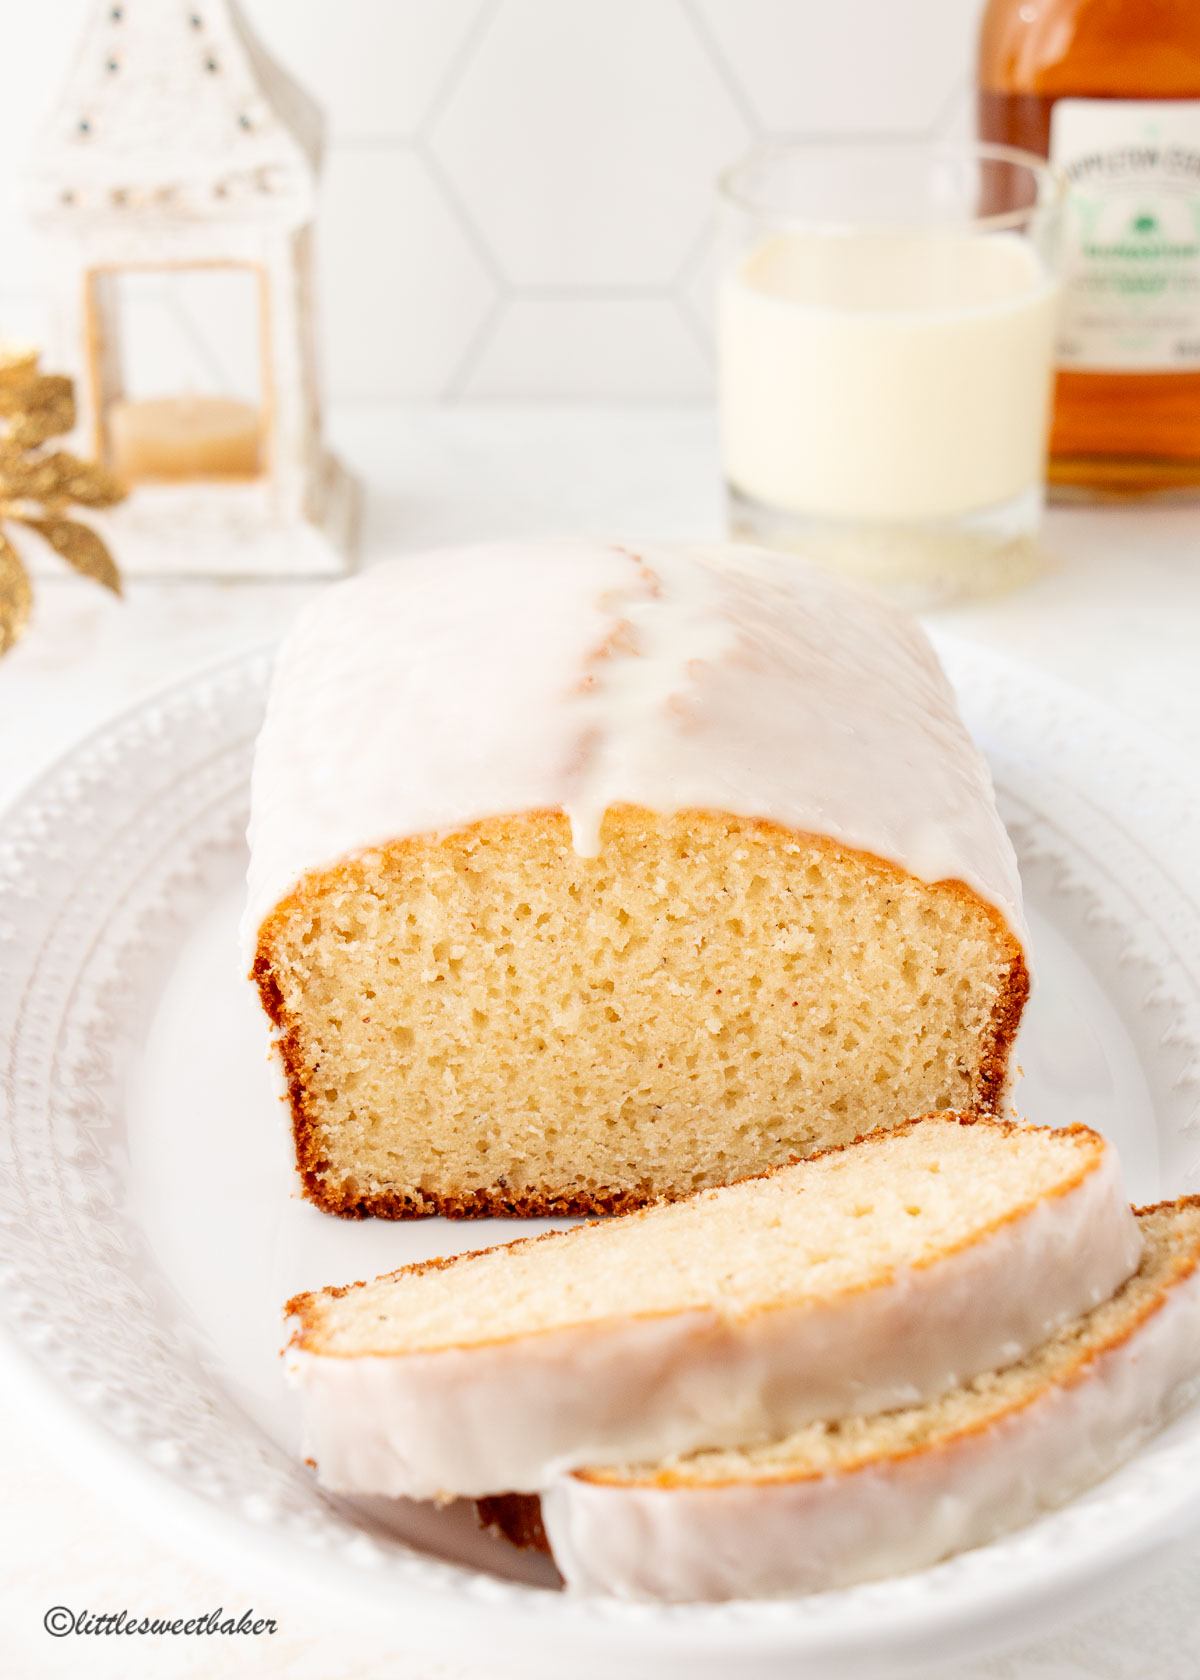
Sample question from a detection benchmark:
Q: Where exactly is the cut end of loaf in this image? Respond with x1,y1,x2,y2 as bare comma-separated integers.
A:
255,807,1028,1220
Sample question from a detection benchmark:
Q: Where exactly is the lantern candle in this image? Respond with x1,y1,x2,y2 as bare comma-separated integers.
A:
108,395,262,483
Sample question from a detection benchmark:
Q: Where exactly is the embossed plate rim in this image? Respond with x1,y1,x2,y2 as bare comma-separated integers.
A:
1,635,1199,1678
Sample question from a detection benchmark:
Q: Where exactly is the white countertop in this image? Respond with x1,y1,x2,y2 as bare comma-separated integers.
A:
2,403,1199,1680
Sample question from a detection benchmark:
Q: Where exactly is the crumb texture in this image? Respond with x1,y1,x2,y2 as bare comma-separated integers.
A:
256,807,1026,1218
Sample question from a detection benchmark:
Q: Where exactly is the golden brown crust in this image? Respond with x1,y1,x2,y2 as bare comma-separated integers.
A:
1136,1195,1200,1216
976,941,1030,1113
476,1493,550,1554
253,808,1031,1222
292,1178,659,1224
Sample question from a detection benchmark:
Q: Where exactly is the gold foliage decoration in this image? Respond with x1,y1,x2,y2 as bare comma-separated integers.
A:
19,518,123,595
0,344,126,657
0,532,32,658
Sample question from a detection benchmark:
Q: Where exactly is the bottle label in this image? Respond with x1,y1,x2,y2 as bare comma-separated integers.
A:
1050,99,1200,371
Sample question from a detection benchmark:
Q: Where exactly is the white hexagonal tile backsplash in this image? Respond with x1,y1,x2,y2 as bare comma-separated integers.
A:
0,0,985,398
693,0,978,136
431,0,750,288
243,0,490,141
317,148,496,398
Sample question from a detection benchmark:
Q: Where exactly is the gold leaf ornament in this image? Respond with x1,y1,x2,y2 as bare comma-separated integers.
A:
0,377,76,452
0,450,124,510
0,532,32,657
20,517,122,596
0,346,125,655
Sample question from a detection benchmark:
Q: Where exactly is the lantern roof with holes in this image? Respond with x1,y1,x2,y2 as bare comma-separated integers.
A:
28,0,322,227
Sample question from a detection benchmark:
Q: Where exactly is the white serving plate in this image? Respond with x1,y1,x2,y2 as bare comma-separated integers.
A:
2,636,1199,1679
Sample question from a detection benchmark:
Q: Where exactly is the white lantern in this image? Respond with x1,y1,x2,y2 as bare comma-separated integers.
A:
27,0,358,577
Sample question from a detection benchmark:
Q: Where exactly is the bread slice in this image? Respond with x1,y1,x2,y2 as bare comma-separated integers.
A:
507,1199,1200,1601
285,1115,1139,1500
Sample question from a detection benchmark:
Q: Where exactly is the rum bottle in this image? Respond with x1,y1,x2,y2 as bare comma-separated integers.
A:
979,0,1200,494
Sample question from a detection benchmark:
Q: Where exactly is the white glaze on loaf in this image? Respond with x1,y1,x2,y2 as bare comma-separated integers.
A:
244,541,1026,958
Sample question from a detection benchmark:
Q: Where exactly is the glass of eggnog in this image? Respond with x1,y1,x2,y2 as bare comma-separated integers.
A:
718,141,1065,607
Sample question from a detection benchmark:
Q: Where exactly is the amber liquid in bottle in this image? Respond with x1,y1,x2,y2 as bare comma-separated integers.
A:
979,0,1200,495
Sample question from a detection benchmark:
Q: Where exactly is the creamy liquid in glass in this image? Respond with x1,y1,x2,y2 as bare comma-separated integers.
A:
719,230,1061,524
